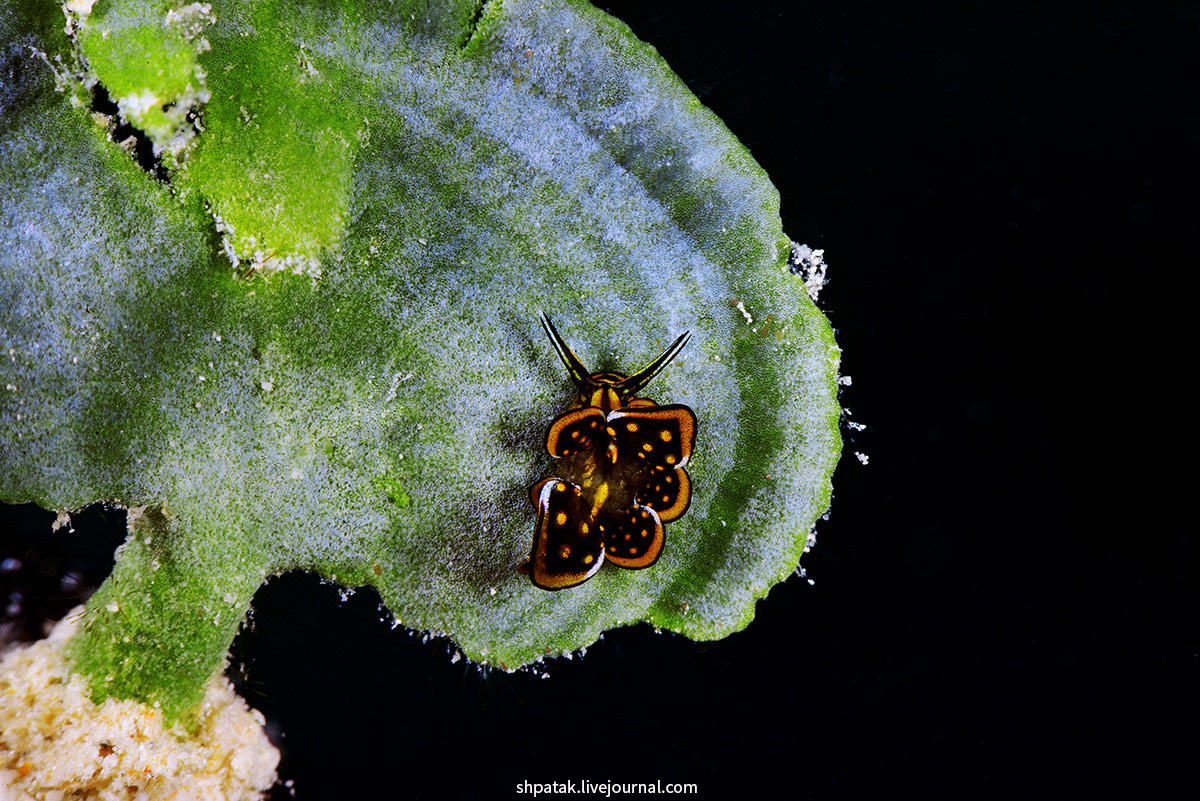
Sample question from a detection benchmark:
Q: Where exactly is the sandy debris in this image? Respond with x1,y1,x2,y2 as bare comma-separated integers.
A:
0,609,278,800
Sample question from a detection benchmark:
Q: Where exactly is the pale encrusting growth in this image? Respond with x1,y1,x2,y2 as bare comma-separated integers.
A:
0,610,277,800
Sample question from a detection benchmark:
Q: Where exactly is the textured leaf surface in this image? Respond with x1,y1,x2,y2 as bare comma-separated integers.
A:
1,0,841,718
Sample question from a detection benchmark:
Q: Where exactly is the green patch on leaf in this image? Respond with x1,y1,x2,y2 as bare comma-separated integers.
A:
168,0,372,271
77,0,213,144
373,474,411,508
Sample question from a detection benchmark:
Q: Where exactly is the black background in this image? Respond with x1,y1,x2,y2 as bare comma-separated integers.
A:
2,1,1195,797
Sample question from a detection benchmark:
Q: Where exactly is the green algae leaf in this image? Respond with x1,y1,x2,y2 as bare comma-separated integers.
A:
1,0,841,719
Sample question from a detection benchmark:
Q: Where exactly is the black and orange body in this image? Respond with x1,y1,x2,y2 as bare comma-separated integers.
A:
526,313,696,590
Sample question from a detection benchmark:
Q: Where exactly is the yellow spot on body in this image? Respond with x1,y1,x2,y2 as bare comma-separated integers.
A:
558,545,571,559
628,547,637,555
624,533,631,540
665,454,677,465
555,482,566,492
555,511,567,526
626,422,639,432
570,430,580,438
662,495,670,504
583,554,594,564
640,510,649,519
590,482,610,517
641,529,649,538
642,443,653,452
606,427,616,437
659,430,672,441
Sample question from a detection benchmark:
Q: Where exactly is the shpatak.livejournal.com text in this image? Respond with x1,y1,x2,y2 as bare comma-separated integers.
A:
516,780,698,796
